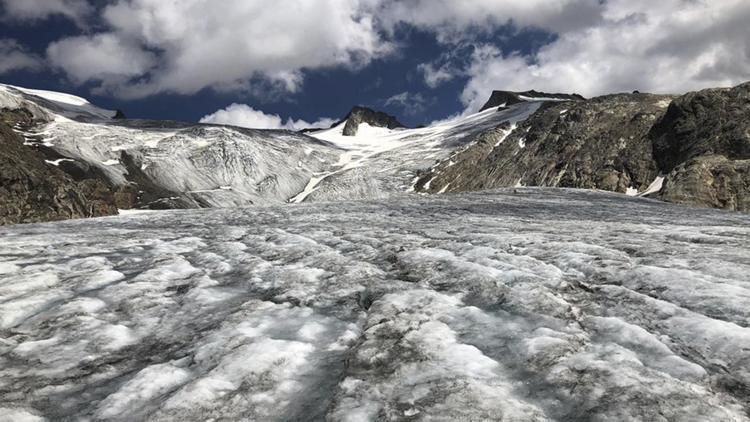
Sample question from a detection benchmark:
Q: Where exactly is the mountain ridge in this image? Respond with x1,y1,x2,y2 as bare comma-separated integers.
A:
1,81,748,225
479,89,586,111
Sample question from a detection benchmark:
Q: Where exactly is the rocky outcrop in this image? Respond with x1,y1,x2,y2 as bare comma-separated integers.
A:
479,90,585,111
649,82,750,211
341,106,405,136
659,155,749,211
0,111,117,225
417,93,672,195
418,82,750,212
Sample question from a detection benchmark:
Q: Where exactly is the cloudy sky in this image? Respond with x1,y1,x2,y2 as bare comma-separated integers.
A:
1,0,749,129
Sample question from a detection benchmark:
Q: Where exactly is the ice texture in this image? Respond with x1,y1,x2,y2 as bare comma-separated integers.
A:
1,188,749,421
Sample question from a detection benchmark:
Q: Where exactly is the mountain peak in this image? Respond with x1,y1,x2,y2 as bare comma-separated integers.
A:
479,90,585,112
340,106,405,136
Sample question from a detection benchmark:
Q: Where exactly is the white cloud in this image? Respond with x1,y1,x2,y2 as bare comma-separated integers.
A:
0,39,42,74
417,62,459,88
21,0,750,112
1,0,92,25
384,91,432,115
47,0,393,99
389,0,750,112
47,33,157,86
459,0,750,111
200,104,335,131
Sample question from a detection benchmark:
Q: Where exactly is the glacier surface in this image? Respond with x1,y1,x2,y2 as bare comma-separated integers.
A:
1,188,749,421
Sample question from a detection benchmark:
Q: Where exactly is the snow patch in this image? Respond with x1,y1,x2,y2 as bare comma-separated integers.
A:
44,158,74,166
638,175,666,196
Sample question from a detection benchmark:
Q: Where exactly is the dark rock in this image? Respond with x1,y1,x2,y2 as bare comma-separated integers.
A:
660,156,749,211
479,90,585,112
339,106,405,136
0,113,117,225
651,83,750,172
77,179,119,217
114,184,139,209
649,82,750,211
112,109,127,119
418,93,670,195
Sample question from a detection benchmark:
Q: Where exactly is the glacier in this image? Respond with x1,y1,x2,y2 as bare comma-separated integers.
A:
1,188,749,421
0,83,541,209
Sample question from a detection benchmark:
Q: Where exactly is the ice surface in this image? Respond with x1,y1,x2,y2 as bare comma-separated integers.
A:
1,188,749,421
1,83,115,120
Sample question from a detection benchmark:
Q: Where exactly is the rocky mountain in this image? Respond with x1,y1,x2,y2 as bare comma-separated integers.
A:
1,80,749,226
0,84,341,216
0,109,117,225
479,90,585,111
2,84,750,421
651,82,750,210
416,93,672,196
1,83,535,221
418,82,750,212
338,106,405,136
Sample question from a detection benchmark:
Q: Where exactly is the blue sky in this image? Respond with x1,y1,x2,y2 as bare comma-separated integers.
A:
1,1,749,129
0,8,552,127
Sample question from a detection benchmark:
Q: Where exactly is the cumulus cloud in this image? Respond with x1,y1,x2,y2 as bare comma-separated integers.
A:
1,0,92,25
19,0,750,112
46,0,392,99
47,33,157,86
200,104,336,131
397,0,750,112
0,39,42,74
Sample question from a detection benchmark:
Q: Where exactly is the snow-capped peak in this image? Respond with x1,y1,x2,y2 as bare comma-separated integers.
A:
0,83,116,121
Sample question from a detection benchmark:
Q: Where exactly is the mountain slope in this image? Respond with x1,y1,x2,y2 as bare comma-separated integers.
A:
0,109,117,225
479,90,585,111
1,189,748,421
300,102,543,202
417,93,672,195
651,82,750,210
1,83,541,217
418,82,750,212
297,102,541,201
2,80,749,225
0,84,342,211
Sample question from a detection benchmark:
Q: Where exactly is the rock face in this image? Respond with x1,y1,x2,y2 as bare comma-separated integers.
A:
479,90,585,111
341,106,405,136
0,111,117,225
419,82,750,212
417,93,672,195
650,82,750,211
660,155,749,211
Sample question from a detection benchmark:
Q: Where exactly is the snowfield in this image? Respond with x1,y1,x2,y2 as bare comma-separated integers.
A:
1,188,749,421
